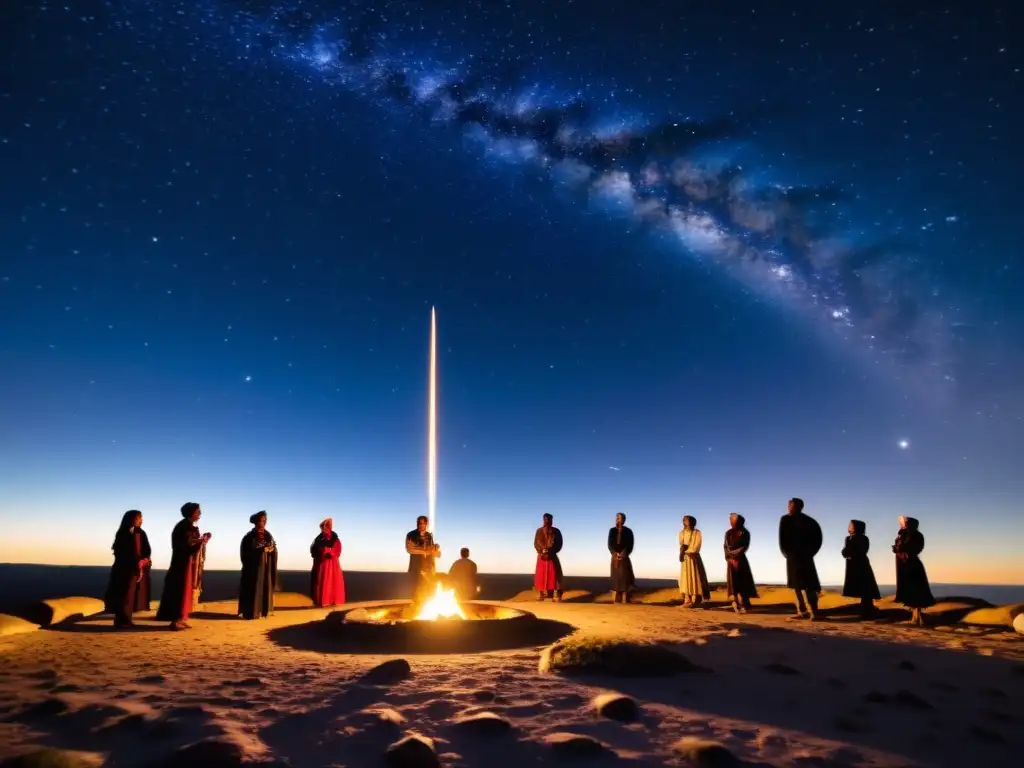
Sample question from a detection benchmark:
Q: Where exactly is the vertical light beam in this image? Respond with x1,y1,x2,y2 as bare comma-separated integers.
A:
428,307,437,535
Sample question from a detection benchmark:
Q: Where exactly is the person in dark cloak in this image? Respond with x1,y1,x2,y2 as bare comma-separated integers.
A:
104,510,152,628
778,497,823,620
607,512,635,603
534,512,564,601
893,515,935,626
841,519,881,618
238,511,278,620
406,515,440,606
156,502,212,630
725,513,757,613
448,547,479,601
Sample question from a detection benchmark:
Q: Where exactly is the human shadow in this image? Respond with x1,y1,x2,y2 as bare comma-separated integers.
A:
43,621,169,634
555,623,1022,766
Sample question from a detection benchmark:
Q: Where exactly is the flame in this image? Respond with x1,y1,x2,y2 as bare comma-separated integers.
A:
414,583,466,621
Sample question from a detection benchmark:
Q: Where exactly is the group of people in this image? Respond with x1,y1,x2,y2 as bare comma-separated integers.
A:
104,503,346,630
529,500,935,624
104,497,936,630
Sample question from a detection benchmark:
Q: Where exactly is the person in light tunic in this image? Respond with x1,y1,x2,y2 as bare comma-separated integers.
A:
678,515,710,608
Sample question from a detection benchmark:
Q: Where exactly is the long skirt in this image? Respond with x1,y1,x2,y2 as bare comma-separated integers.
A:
534,555,562,592
726,555,758,599
895,557,935,608
610,555,635,592
679,554,711,599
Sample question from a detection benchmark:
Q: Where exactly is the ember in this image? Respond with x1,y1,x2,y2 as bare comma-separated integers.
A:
414,583,466,621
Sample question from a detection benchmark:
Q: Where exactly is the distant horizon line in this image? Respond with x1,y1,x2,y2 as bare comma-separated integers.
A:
1,563,1021,588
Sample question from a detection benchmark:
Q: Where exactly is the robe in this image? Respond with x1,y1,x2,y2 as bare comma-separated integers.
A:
841,525,881,600
448,558,478,601
607,526,635,592
406,529,437,602
533,526,564,592
724,526,758,599
238,529,278,619
778,512,822,592
156,520,204,623
310,531,345,607
893,521,935,609
678,529,711,599
104,527,152,619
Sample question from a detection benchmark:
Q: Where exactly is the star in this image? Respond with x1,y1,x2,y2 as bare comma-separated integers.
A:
898,439,910,450
244,375,252,382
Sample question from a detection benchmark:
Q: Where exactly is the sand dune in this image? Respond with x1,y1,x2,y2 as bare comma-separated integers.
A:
0,581,1022,767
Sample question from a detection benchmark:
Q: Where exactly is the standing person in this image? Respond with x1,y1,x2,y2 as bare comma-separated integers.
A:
310,517,345,607
156,502,212,630
778,498,823,620
238,511,278,620
448,547,479,601
406,515,440,606
104,510,152,628
678,515,710,608
841,519,881,618
725,513,757,613
893,516,935,626
534,513,564,601
607,513,635,604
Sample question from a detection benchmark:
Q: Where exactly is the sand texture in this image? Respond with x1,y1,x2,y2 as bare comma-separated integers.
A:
1,586,1022,767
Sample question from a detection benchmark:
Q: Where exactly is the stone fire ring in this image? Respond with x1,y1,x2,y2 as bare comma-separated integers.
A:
321,600,575,655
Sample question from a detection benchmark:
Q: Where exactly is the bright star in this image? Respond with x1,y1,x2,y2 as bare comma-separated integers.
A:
244,375,252,382
898,439,910,450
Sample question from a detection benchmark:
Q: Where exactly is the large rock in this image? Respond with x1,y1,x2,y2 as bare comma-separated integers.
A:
1012,612,1024,635
384,735,439,768
672,737,743,767
449,711,513,736
22,597,105,627
543,733,607,757
361,659,412,685
0,749,103,768
0,614,39,637
593,693,639,722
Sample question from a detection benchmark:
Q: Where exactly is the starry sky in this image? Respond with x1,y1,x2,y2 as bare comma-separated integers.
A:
1,0,1022,586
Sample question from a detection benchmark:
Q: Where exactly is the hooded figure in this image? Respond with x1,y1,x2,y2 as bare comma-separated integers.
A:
238,511,278,619
678,515,711,606
310,517,345,607
724,513,758,612
156,502,211,629
104,510,152,628
778,497,823,619
893,516,935,625
608,512,635,603
841,519,881,616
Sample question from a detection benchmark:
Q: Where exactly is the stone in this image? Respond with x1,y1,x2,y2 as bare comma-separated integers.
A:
361,659,412,685
672,737,743,767
894,660,917,671
385,735,439,768
155,739,245,768
1013,612,1024,635
449,711,513,736
593,693,639,723
0,615,39,637
543,732,606,757
22,598,105,627
762,662,800,675
0,750,102,768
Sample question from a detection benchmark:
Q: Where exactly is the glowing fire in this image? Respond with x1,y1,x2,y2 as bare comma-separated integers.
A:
414,583,466,621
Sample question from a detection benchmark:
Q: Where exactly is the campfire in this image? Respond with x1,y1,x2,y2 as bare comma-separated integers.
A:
414,583,466,621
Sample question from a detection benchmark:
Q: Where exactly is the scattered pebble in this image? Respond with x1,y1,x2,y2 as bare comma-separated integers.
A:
361,659,412,685
385,734,439,768
762,662,800,676
672,736,743,767
592,692,639,723
543,732,606,757
449,711,513,736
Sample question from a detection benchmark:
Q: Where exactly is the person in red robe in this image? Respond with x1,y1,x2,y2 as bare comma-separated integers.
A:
534,513,564,601
310,517,345,607
104,510,152,628
156,502,212,630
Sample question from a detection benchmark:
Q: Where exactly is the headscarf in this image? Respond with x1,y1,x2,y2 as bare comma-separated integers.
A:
683,515,696,529
730,513,746,529
180,502,199,518
112,509,142,550
850,519,866,535
250,511,267,525
789,497,805,512
320,517,333,531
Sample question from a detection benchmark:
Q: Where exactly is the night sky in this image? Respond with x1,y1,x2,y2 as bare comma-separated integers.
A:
2,0,1021,585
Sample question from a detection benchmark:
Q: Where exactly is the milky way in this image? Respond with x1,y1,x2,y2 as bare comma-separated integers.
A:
113,0,968,397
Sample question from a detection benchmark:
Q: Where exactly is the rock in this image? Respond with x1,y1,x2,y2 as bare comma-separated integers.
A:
361,659,412,685
892,690,934,710
450,711,513,736
540,637,711,677
22,598,105,627
470,689,496,702
385,735,439,768
762,662,800,676
1013,613,1024,635
672,737,743,767
136,675,166,685
0,614,39,637
0,750,103,768
543,733,606,758
16,698,70,721
593,693,639,723
894,660,916,671
155,739,244,768
355,707,406,727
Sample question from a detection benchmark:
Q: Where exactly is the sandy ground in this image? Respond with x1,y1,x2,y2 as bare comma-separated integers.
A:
1,593,1022,768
